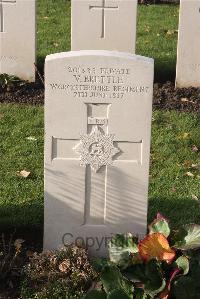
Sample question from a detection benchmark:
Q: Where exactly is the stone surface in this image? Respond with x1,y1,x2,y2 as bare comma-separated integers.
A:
71,0,137,53
44,50,154,256
176,0,200,87
0,0,36,81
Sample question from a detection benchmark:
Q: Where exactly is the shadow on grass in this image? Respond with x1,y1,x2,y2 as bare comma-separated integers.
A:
154,58,176,83
148,196,200,228
0,201,43,251
36,55,45,76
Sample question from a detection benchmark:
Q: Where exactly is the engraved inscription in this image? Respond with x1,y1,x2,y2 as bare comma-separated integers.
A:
49,65,150,100
89,0,118,38
88,117,108,125
0,0,16,32
0,55,18,61
189,63,200,71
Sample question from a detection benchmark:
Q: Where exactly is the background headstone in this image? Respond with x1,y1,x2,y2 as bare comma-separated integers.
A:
0,0,36,81
71,0,137,53
176,0,200,87
44,51,154,256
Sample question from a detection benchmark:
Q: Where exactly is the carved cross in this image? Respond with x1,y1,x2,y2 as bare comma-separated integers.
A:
51,103,142,226
89,0,118,38
0,0,16,32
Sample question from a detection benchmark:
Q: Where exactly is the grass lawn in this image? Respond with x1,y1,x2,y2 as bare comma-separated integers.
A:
0,105,199,231
137,4,179,82
0,2,199,234
0,105,44,231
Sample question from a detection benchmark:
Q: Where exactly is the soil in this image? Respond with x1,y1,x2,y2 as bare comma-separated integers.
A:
0,81,44,106
153,81,200,113
0,81,199,113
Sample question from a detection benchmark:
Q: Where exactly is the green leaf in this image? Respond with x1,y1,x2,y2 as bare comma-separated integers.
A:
125,263,146,282
172,252,200,299
108,289,132,299
108,234,138,269
134,289,147,299
144,260,166,297
92,258,110,272
85,290,107,299
174,224,200,250
149,214,170,238
125,260,166,297
175,256,189,275
101,265,133,298
172,276,200,299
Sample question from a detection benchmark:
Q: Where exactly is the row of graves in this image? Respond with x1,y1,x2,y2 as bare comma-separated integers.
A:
1,0,200,87
0,0,199,256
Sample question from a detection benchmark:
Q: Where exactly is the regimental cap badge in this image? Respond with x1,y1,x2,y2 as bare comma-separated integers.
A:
74,126,120,172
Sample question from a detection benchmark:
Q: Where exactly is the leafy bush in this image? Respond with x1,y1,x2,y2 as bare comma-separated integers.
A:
0,73,25,92
1,215,199,298
21,245,98,299
86,214,200,299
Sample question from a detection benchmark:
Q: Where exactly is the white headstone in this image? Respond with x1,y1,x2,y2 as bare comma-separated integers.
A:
176,0,200,87
44,51,154,256
0,0,36,81
71,0,137,53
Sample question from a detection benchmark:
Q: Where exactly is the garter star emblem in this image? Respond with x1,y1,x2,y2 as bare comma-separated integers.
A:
73,126,120,172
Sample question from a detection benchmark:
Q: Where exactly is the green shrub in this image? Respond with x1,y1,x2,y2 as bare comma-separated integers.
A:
0,73,25,92
86,214,200,299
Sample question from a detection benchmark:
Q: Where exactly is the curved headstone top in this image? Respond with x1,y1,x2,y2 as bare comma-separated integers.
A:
46,50,153,63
